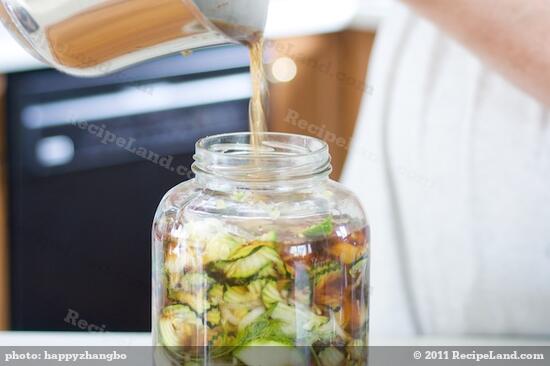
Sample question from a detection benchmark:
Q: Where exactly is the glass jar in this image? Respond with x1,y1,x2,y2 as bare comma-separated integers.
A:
152,133,369,366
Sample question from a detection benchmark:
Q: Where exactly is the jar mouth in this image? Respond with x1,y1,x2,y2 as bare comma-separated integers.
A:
193,132,332,185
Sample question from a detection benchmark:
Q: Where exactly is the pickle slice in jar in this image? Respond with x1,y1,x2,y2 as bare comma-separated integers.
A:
168,273,215,314
302,217,334,238
349,256,368,279
212,245,286,280
261,280,285,307
158,305,202,347
311,260,344,308
159,218,369,364
206,307,222,327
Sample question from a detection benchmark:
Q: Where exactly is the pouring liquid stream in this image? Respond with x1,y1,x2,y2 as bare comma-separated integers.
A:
211,20,269,158
247,37,269,149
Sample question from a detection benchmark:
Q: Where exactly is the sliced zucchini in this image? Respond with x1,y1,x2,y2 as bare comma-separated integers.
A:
223,285,260,305
315,312,351,344
261,280,285,307
179,219,248,264
247,278,268,298
159,317,180,347
220,304,250,327
312,261,343,307
207,283,224,306
311,261,341,282
168,272,216,314
228,241,274,261
238,307,266,331
271,303,328,339
174,272,214,292
206,307,221,327
223,246,285,280
257,264,278,279
349,256,368,278
159,305,201,347
203,232,245,263
234,307,292,347
172,290,211,314
318,347,345,366
207,333,237,360
164,251,186,285
162,304,197,318
271,303,296,337
303,217,333,238
234,340,305,366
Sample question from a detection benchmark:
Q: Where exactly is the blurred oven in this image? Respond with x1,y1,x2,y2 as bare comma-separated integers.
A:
5,46,251,331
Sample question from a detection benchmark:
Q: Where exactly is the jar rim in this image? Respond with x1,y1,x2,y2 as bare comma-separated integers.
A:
197,132,327,157
193,132,332,186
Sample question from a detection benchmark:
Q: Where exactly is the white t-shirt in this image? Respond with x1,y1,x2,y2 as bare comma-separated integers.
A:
342,2,550,338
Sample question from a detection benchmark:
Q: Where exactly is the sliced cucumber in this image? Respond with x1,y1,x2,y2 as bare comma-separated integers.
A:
234,340,305,366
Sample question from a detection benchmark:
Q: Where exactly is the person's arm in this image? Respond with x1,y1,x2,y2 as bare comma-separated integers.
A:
401,0,550,105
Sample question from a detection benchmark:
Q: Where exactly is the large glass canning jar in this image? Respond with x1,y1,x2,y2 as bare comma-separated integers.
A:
152,133,369,366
